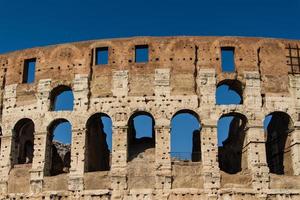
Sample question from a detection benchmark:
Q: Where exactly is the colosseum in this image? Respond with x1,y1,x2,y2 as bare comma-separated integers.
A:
0,36,299,199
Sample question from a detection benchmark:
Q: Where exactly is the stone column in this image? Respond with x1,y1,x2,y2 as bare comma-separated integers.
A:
37,79,51,112
30,131,48,193
29,79,52,193
111,125,128,191
244,124,269,192
0,134,13,193
155,124,171,190
197,68,216,106
73,74,89,111
0,84,18,193
243,71,269,194
67,74,89,191
290,126,300,175
68,126,86,191
201,124,220,198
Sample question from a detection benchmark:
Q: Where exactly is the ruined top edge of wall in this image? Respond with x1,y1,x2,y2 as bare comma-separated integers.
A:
0,36,298,56
0,36,298,100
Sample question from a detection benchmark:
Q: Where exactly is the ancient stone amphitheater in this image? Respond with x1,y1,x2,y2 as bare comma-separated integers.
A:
0,36,299,199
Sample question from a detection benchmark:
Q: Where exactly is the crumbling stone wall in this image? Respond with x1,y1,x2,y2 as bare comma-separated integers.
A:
0,36,299,199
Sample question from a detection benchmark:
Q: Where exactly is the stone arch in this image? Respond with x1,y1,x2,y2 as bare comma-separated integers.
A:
264,111,294,175
216,79,243,105
45,118,72,176
85,113,112,172
217,112,248,174
127,111,155,161
12,118,35,165
50,45,82,61
170,109,201,162
49,85,74,111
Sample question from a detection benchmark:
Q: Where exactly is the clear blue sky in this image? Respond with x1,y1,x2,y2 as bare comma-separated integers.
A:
2,0,298,159
0,0,299,54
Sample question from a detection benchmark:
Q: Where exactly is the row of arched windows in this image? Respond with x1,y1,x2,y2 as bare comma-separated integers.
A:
49,80,243,113
8,110,294,177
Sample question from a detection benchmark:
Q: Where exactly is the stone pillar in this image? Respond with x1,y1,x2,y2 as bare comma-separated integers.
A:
111,125,128,191
154,68,170,97
289,75,300,175
244,125,269,192
68,74,89,191
29,79,52,193
0,134,13,193
197,68,218,199
30,131,48,193
68,126,86,191
201,124,220,198
197,68,216,106
244,71,262,109
73,74,89,111
244,71,269,194
112,70,129,97
37,79,51,112
290,126,300,175
0,84,17,193
155,124,171,190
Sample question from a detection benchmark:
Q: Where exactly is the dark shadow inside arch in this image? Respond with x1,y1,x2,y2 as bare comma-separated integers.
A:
45,119,72,176
127,111,155,161
216,79,243,105
85,113,112,172
13,118,35,165
50,85,74,111
264,111,294,175
170,110,201,162
218,113,247,174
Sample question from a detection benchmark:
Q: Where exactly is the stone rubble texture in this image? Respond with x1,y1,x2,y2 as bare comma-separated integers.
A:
0,36,299,199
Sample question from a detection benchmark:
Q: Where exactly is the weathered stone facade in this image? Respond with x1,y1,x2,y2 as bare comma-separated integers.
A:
0,36,299,199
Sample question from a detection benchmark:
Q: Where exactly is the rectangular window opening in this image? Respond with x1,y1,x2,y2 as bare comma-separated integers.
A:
221,47,235,72
95,47,109,65
23,58,36,83
135,45,149,63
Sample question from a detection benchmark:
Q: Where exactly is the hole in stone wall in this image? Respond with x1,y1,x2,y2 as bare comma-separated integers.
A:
46,119,71,176
50,85,74,111
218,113,247,174
216,80,243,105
22,58,36,83
221,47,235,72
135,45,149,63
95,47,109,65
170,110,201,162
127,111,155,161
13,118,35,165
85,113,112,172
264,112,293,175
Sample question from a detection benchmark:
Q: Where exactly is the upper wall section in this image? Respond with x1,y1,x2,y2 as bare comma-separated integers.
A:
0,36,299,104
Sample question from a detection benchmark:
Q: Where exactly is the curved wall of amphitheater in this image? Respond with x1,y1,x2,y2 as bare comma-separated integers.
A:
0,36,300,199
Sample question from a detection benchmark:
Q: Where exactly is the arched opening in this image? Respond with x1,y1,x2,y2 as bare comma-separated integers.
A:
85,113,112,172
127,111,155,161
50,85,74,111
216,80,243,105
171,110,201,162
45,119,72,176
218,113,247,174
264,112,293,175
13,118,35,165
